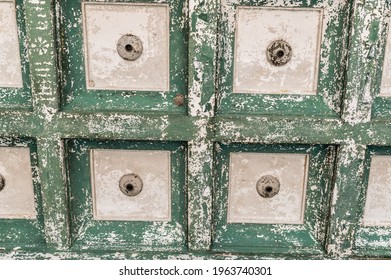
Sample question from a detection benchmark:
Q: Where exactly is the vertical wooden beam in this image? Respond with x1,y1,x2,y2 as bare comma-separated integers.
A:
37,137,70,249
187,0,218,251
327,143,366,258
25,0,68,249
342,0,386,124
329,0,387,258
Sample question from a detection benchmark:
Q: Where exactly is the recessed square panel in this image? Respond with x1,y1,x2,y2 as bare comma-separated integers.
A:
0,147,35,219
83,3,169,91
0,1,23,88
228,152,308,224
380,18,391,97
67,140,186,251
90,149,171,221
363,156,391,226
213,144,335,254
233,7,323,94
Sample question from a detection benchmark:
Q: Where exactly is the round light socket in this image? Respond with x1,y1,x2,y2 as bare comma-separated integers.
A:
256,175,280,198
117,34,143,61
119,173,143,197
266,39,292,66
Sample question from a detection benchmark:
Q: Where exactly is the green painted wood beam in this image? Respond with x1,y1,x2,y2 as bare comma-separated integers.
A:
37,138,70,250
187,0,218,251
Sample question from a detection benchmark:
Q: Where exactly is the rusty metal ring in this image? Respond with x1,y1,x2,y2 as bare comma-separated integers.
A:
266,40,292,66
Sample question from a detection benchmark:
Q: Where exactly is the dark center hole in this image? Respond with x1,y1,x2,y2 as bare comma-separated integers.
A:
125,44,133,52
265,186,273,193
125,183,134,192
276,50,285,58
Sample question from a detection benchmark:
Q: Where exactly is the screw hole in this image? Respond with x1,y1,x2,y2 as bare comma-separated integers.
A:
125,183,134,192
265,186,273,193
276,50,284,58
125,44,133,52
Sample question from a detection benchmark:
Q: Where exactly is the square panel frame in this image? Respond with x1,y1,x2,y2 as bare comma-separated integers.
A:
370,11,391,120
212,143,336,255
0,0,32,110
0,138,45,250
57,0,188,114
232,7,323,95
82,3,170,92
227,152,309,224
354,146,391,257
217,0,350,117
65,139,187,252
90,149,172,222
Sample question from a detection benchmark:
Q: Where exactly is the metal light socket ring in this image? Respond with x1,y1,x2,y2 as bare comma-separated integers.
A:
256,175,280,198
119,173,143,197
266,39,292,66
117,34,143,61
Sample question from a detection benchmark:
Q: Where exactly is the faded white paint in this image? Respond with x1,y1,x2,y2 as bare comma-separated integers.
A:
233,7,323,95
83,3,169,91
0,1,23,88
90,149,171,222
227,152,308,224
380,17,391,97
363,156,391,226
0,147,36,219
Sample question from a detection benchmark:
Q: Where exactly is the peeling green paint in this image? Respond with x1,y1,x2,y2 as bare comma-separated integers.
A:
1,0,391,260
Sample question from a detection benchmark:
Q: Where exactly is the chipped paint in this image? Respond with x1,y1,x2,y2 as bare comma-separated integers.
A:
1,0,391,260
217,0,350,117
213,143,334,255
65,140,186,252
58,0,188,113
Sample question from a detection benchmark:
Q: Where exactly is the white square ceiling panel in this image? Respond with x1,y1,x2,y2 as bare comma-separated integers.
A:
227,152,308,224
0,1,23,88
83,3,169,91
0,147,36,219
233,7,323,95
380,18,391,97
363,156,391,226
90,149,171,221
